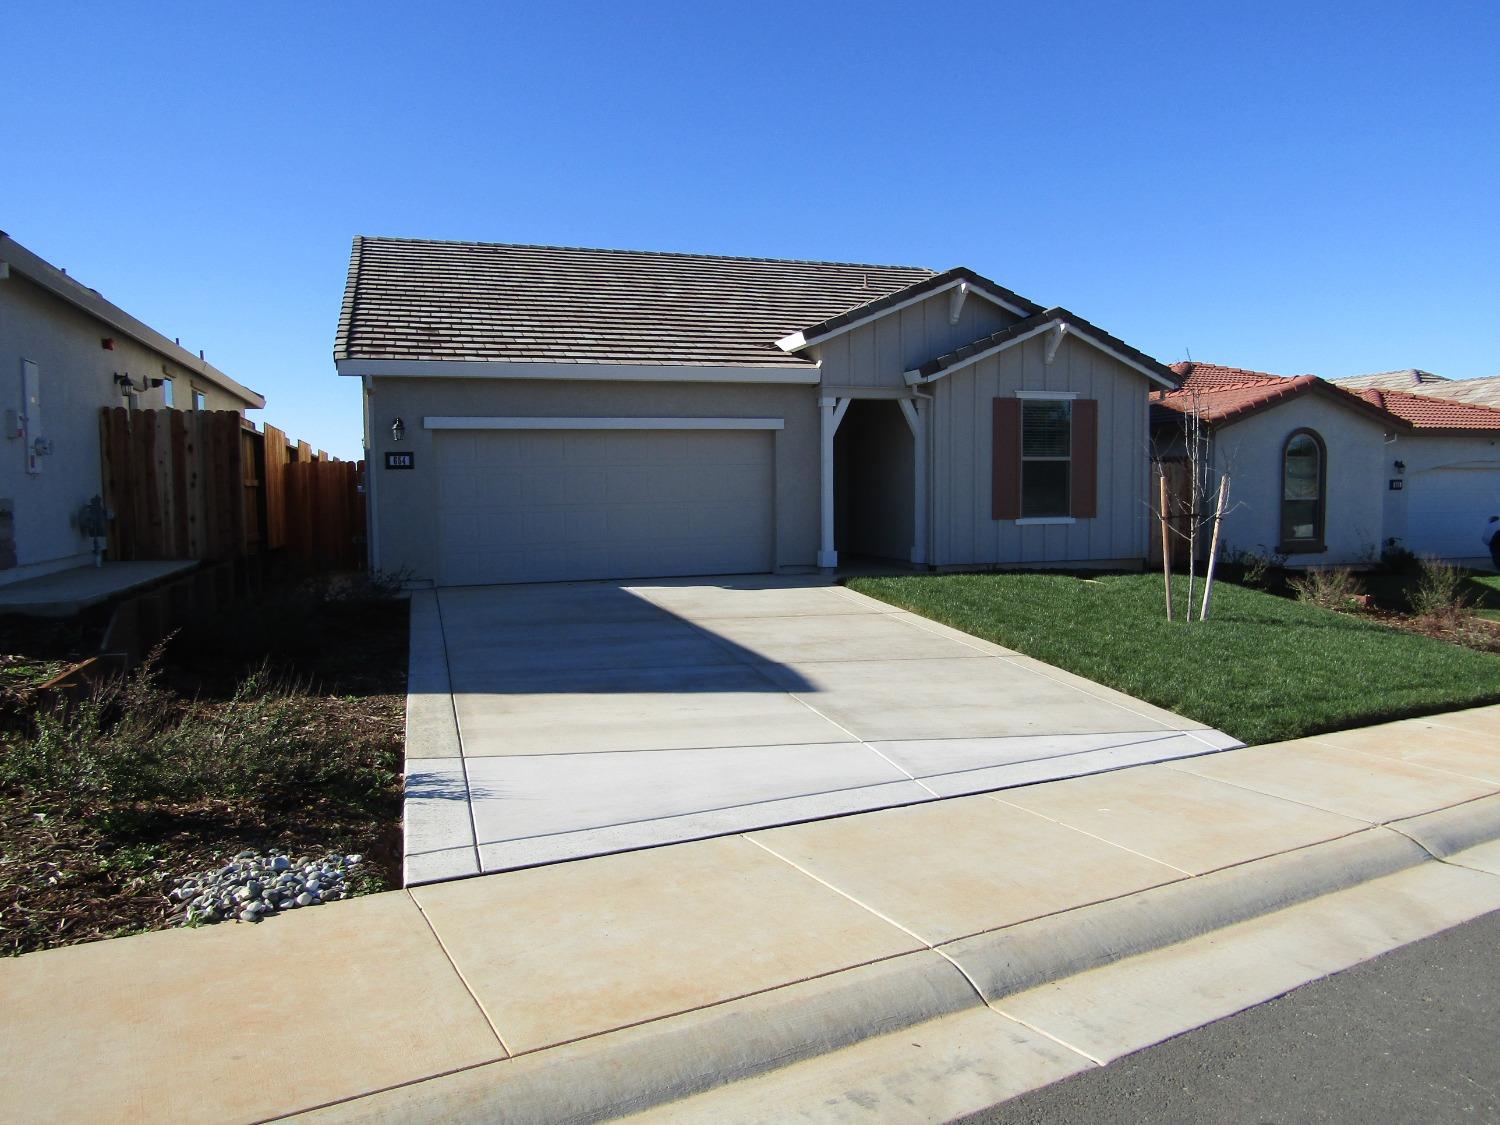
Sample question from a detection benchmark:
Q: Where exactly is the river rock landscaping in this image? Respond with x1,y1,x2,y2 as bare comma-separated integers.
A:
173,849,366,925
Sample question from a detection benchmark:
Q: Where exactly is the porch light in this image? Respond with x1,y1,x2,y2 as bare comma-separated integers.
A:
391,417,406,443
1393,460,1405,474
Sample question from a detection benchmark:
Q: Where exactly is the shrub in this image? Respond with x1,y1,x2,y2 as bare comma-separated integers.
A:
1382,544,1423,575
1,654,397,813
1288,566,1363,611
1409,561,1473,619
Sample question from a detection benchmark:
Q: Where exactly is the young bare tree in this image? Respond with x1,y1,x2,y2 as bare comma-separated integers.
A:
1149,387,1239,623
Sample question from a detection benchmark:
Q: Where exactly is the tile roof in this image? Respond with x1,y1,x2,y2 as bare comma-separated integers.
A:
1356,387,1500,432
1333,368,1450,392
1336,371,1500,410
1152,365,1403,430
913,307,1179,384
1168,361,1299,390
335,236,936,367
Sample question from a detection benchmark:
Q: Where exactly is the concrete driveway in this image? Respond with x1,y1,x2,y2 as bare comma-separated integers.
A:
403,577,1240,883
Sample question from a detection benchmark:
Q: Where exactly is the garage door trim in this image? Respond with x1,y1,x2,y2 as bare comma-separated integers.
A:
424,415,785,431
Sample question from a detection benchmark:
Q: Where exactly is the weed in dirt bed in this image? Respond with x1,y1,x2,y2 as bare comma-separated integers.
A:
4,653,396,811
1408,560,1474,619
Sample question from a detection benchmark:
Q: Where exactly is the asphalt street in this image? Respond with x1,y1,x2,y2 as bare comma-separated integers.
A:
964,908,1500,1124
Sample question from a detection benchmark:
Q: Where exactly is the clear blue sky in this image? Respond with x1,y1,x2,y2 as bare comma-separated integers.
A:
6,1,1498,459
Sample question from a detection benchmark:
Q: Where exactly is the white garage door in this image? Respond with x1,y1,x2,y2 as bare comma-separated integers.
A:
1405,465,1500,560
434,428,775,585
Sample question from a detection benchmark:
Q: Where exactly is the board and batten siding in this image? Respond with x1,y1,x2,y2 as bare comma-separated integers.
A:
811,289,1022,390
930,331,1150,567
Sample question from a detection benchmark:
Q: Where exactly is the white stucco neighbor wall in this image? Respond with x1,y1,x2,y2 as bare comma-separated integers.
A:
1210,396,1392,566
0,275,258,585
929,331,1152,568
362,376,821,582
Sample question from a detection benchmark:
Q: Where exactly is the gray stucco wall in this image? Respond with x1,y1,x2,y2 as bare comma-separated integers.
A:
1,276,254,583
811,289,1021,390
363,376,822,582
929,331,1152,567
1210,397,1391,566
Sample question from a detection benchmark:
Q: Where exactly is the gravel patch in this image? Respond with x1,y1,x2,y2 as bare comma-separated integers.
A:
169,849,363,926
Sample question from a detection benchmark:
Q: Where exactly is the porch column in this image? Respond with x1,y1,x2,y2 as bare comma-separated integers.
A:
818,396,850,568
900,397,928,566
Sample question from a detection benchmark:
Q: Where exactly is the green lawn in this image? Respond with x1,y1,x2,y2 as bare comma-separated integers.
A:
848,572,1500,746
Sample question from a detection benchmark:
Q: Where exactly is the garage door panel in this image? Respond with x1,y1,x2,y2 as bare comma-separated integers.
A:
1406,466,1500,559
436,429,774,585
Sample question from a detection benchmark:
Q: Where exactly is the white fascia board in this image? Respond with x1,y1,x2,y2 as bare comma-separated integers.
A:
776,277,1033,354
423,416,786,431
0,234,265,409
906,319,1176,389
338,358,820,384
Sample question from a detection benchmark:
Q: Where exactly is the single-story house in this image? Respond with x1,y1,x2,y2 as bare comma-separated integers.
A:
334,237,1181,586
1153,363,1500,568
0,231,264,585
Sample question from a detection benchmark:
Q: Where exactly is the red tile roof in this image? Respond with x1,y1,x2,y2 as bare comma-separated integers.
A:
1167,361,1296,391
1153,364,1404,429
1356,388,1500,431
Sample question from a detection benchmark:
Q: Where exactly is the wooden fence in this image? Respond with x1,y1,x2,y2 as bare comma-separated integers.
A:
99,408,364,572
1149,457,1195,568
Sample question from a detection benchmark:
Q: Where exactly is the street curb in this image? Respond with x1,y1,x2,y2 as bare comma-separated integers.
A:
292,952,983,1123
943,826,1429,1002
291,826,1459,1123
1393,794,1500,859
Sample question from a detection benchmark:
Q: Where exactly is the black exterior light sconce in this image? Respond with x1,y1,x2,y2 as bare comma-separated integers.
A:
1393,460,1406,474
113,372,166,395
391,417,406,443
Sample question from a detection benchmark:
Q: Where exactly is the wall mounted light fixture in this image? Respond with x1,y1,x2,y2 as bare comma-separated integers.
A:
1394,460,1406,474
391,417,406,443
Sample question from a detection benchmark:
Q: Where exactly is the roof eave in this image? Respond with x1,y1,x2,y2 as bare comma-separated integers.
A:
335,357,823,384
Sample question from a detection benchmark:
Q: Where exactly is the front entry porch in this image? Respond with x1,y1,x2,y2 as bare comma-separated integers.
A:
818,391,928,569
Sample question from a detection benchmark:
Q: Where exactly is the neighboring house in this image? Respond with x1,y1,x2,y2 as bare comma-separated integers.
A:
1350,387,1500,567
1335,369,1500,410
334,237,1180,586
1153,363,1500,568
0,232,264,585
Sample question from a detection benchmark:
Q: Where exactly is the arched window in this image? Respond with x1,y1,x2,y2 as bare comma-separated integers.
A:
1280,429,1326,551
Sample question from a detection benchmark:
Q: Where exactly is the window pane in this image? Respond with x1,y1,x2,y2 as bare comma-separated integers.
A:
1022,460,1070,518
162,379,174,407
1284,499,1318,542
1023,400,1071,457
1284,435,1320,501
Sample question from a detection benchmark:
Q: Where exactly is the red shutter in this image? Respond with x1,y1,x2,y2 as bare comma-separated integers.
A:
1071,398,1098,519
992,398,1021,520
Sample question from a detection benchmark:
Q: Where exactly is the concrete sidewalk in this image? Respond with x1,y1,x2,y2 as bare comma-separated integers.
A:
4,705,1500,1124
